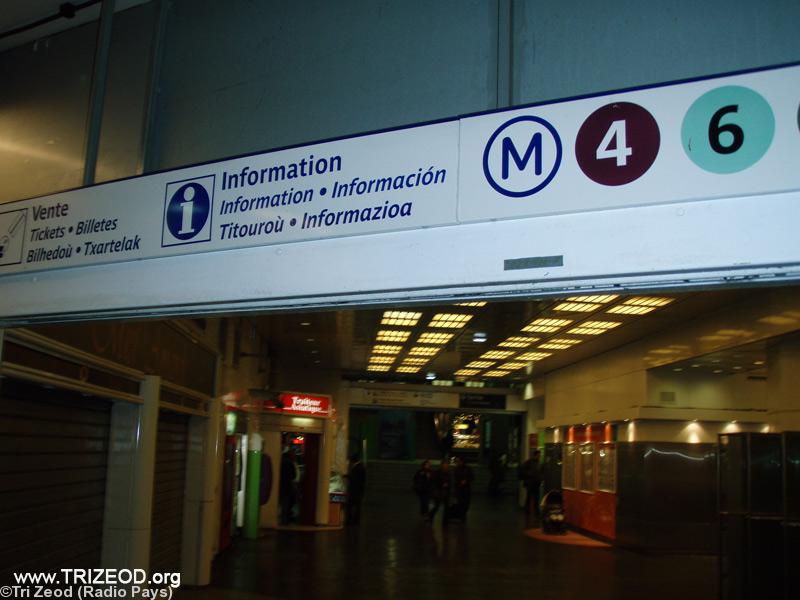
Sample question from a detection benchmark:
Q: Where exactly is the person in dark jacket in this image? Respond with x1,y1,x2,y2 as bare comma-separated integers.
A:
427,458,452,525
413,460,433,516
279,449,298,525
520,449,543,517
453,456,474,521
346,453,367,525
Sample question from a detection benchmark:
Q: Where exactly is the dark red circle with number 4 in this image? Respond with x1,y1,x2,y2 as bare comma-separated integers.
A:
575,102,660,186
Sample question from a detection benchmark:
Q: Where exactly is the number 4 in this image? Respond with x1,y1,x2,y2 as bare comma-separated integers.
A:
596,120,632,166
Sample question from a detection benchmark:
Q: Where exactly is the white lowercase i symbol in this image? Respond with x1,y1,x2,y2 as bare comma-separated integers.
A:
179,186,196,235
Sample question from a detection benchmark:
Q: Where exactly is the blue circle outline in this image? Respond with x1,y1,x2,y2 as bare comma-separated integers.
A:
482,115,563,198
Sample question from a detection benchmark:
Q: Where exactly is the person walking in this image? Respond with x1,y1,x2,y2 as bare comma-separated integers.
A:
346,453,367,525
413,460,433,517
453,456,474,522
520,449,543,519
427,458,452,525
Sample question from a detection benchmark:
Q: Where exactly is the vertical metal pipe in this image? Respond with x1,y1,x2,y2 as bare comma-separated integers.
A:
139,0,170,174
496,0,513,108
82,0,116,186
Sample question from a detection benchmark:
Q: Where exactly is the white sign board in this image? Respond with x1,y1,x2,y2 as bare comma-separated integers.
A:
0,123,458,274
0,64,798,321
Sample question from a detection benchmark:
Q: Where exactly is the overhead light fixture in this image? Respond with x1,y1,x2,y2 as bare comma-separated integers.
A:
753,360,765,365
553,301,601,313
567,320,621,335
523,318,572,333
484,369,512,377
499,336,539,348
472,332,488,343
567,294,618,303
673,367,683,372
539,342,573,350
454,368,481,376
408,346,440,356
713,369,724,374
381,310,422,327
428,313,474,329
306,338,315,342
517,351,553,361
426,371,436,380
376,330,411,342
372,344,403,355
466,360,494,369
367,364,391,372
607,305,656,315
456,301,487,307
402,358,429,366
691,364,701,368
500,362,528,371
607,296,674,315
396,366,421,374
300,321,312,326
417,332,454,345
479,350,514,360
368,356,395,364
549,338,582,346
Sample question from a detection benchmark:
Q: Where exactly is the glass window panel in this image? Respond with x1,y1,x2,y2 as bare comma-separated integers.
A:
597,443,616,492
578,443,595,492
562,444,577,489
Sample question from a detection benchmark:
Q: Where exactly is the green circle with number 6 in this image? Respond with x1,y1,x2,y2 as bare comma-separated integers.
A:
681,85,774,174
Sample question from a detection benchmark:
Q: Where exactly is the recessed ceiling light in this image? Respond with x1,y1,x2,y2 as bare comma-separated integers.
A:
402,358,429,366
567,294,618,303
539,342,573,350
396,366,420,374
300,321,312,326
673,367,683,372
550,338,582,345
454,368,481,376
484,369,512,377
367,364,391,372
522,318,573,333
456,301,487,307
417,332,454,345
607,305,656,315
479,350,515,360
713,369,724,374
311,350,319,354
472,332,488,343
499,336,539,348
621,296,674,307
372,344,403,355
428,313,474,329
500,362,528,371
381,311,422,327
408,346,440,356
306,338,315,342
733,366,742,370
517,351,553,361
691,364,701,368
553,301,601,313
466,360,494,369
426,371,436,380
376,330,412,342
368,356,395,364
753,360,765,365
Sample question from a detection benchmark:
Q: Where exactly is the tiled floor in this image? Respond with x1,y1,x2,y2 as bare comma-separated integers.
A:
181,490,717,600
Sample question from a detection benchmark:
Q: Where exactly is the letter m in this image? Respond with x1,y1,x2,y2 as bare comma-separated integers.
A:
501,133,542,179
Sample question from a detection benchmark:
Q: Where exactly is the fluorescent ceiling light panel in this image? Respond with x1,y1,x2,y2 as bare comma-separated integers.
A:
539,342,572,350
417,332,454,345
396,366,421,373
466,360,494,369
376,330,411,342
549,338,582,345
428,313,474,329
499,336,539,348
484,370,512,377
621,296,674,307
567,320,621,335
408,346,440,356
517,351,553,361
371,344,403,355
381,311,422,327
607,305,656,315
368,356,395,364
479,350,515,360
456,301,488,307
553,301,600,313
402,358,429,366
500,362,528,371
367,364,391,372
522,318,573,333
454,368,481,376
566,294,618,303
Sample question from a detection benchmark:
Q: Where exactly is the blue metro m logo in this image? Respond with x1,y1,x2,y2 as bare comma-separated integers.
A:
483,115,562,198
502,133,543,179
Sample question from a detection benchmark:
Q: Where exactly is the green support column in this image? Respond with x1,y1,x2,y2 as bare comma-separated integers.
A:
243,433,262,539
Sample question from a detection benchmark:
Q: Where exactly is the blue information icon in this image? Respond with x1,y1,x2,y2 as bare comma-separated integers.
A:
162,175,215,247
681,86,774,174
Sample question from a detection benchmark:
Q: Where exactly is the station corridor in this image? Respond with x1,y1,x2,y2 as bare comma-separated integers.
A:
182,488,716,600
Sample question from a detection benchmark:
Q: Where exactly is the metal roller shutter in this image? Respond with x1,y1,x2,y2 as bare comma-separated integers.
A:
0,378,111,580
150,410,189,574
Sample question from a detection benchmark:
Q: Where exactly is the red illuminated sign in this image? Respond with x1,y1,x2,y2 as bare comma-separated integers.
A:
262,392,331,417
